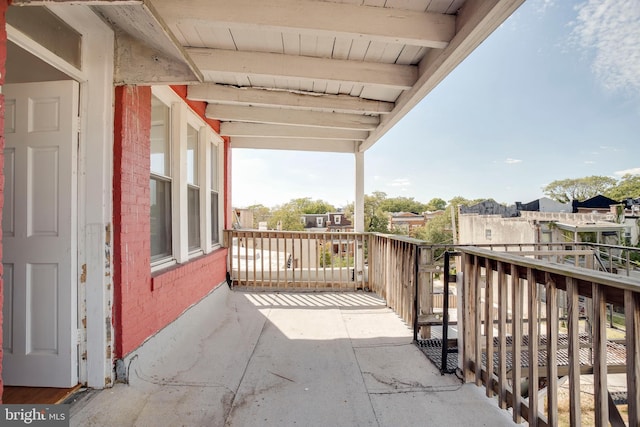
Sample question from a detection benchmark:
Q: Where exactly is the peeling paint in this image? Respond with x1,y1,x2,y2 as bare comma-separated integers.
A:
105,223,112,272
82,317,87,328
105,317,111,342
104,376,112,386
80,263,87,283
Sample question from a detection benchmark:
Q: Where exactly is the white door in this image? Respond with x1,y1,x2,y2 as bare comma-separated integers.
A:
2,80,79,387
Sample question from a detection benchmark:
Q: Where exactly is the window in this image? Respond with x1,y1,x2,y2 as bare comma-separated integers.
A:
485,229,492,240
187,124,200,251
210,140,220,246
316,217,324,227
150,87,224,270
150,96,172,261
334,215,341,225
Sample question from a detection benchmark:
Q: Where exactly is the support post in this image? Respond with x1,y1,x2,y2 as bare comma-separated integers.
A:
354,152,365,233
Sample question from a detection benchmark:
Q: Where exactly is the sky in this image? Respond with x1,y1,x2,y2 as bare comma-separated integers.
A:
231,0,640,209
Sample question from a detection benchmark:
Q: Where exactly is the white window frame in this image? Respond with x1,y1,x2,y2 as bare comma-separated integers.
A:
185,116,202,257
204,127,224,252
151,86,224,271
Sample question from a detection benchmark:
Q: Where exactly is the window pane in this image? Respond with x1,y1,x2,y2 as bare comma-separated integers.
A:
211,143,218,191
211,191,219,244
151,97,170,176
150,178,172,260
188,187,200,250
187,125,198,185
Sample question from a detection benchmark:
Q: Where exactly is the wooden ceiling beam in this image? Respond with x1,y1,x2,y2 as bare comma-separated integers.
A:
206,104,379,131
188,84,394,115
220,122,369,141
154,0,455,49
187,48,416,90
230,137,358,153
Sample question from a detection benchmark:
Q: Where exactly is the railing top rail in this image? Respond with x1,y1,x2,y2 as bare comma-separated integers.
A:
225,229,365,237
459,246,640,292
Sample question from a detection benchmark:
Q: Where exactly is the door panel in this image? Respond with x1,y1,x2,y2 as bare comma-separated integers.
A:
2,80,78,387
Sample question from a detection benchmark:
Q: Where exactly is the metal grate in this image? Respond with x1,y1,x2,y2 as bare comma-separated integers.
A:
416,339,458,374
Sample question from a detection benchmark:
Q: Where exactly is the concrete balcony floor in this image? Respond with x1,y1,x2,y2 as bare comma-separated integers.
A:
71,286,516,426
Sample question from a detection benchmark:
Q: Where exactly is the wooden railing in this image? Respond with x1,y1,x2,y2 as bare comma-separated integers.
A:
367,234,421,326
224,230,366,290
225,230,640,425
457,246,640,426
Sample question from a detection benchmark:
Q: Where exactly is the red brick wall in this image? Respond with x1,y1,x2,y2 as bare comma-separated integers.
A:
0,0,7,403
113,85,228,358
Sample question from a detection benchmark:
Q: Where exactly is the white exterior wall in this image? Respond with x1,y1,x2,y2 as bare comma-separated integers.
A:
458,215,538,245
623,217,640,246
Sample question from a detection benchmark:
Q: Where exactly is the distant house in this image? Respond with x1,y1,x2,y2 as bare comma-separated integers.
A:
459,200,519,217
572,195,620,213
326,212,353,232
621,198,640,245
234,208,255,229
516,197,571,213
424,210,445,221
301,213,329,230
389,212,426,234
300,212,353,232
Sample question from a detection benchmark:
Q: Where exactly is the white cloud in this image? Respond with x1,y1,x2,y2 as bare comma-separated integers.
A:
533,0,556,14
584,160,596,164
505,158,523,164
614,167,640,176
389,178,411,188
571,0,640,96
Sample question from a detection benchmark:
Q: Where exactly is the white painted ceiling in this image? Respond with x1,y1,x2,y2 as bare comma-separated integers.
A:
15,0,525,154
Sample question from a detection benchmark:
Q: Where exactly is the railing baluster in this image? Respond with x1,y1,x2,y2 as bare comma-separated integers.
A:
567,277,581,427
485,257,494,398
268,232,273,288
252,231,257,286
259,232,265,285
545,273,558,426
625,289,640,426
475,256,483,387
511,263,522,423
298,233,303,288
592,282,608,427
306,232,310,289
527,268,539,426
462,253,474,382
498,261,508,409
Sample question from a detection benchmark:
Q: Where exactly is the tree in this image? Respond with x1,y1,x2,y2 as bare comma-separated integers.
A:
287,197,336,214
380,196,427,213
246,204,271,228
542,176,617,203
605,174,640,201
267,203,305,231
413,211,452,244
343,191,391,232
425,197,446,211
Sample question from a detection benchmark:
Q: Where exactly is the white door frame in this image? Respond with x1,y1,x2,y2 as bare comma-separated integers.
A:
6,5,115,388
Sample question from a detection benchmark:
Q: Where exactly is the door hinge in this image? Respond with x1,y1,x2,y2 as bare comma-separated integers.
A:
77,116,82,133
77,328,86,344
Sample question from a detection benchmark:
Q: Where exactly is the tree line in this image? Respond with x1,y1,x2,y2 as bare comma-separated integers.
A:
240,174,640,243
542,174,640,203
242,193,483,244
